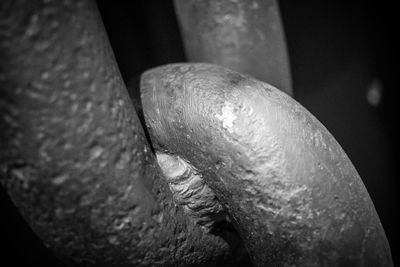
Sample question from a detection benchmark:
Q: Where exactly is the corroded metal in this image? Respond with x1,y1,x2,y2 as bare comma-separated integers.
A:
141,63,393,267
174,0,293,95
0,1,240,266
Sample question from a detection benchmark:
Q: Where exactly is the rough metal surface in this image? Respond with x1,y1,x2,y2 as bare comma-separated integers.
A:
157,152,228,230
0,1,241,266
174,0,292,95
141,63,393,267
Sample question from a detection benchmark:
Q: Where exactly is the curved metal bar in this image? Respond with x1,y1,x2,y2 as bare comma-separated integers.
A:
0,1,238,266
141,63,393,266
174,0,293,95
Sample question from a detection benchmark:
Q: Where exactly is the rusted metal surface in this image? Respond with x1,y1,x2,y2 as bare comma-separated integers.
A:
141,63,393,267
174,0,292,95
0,1,240,266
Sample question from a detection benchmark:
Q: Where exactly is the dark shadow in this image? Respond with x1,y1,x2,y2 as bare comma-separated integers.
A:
211,220,253,267
125,75,156,155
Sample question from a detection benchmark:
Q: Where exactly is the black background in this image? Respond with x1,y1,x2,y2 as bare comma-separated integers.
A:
1,1,397,266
